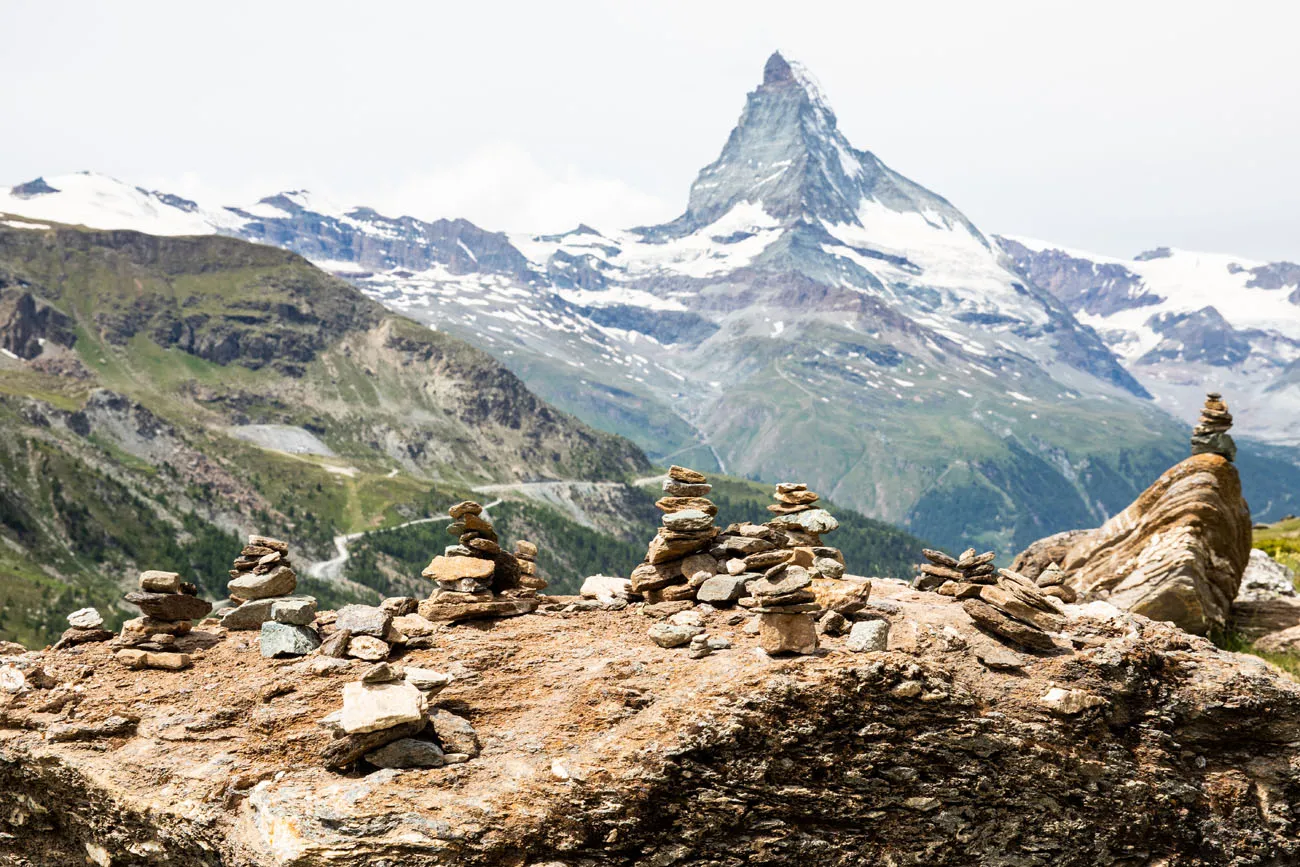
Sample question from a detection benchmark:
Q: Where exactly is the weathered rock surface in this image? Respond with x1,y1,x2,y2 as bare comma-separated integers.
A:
1027,454,1252,634
2,586,1300,865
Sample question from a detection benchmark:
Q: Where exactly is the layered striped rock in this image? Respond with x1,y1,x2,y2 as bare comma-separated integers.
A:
1056,453,1252,634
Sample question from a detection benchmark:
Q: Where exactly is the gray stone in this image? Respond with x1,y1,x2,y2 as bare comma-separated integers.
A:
662,480,712,497
429,708,480,757
749,567,812,598
66,607,103,629
364,738,445,769
648,622,704,648
818,610,850,636
346,635,391,661
405,668,454,692
381,596,419,616
271,597,317,626
706,636,732,650
662,509,714,533
696,575,754,604
846,619,890,652
220,596,315,631
335,604,393,638
318,628,351,658
228,565,298,600
813,557,846,580
259,622,320,658
361,662,401,683
341,681,428,735
770,508,840,535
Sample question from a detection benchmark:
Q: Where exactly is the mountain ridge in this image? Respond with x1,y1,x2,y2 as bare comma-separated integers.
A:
4,52,1300,552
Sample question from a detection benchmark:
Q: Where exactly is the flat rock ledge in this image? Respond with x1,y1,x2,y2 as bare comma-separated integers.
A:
2,580,1300,866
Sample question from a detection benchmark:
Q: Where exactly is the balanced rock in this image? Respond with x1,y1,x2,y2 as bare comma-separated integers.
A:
340,681,428,734
758,612,818,655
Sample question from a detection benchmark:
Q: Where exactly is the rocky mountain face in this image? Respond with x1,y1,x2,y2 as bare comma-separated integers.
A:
6,54,1300,554
3,576,1299,865
1001,236,1300,448
0,221,649,645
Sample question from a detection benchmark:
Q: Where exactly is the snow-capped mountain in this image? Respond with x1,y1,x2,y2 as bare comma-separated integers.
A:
5,52,1300,551
1001,238,1300,446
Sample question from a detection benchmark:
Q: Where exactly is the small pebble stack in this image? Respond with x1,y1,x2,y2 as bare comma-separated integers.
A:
1190,392,1237,462
227,535,299,603
54,607,113,650
116,569,212,669
320,663,478,770
915,547,998,596
917,547,1066,652
1034,563,1077,603
417,501,537,622
514,540,546,592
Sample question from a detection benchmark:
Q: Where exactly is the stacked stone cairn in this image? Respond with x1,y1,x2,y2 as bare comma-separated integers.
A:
514,540,546,592
1034,563,1077,603
917,547,1065,652
54,607,113,650
218,535,320,658
418,501,538,622
1190,392,1237,462
319,662,480,770
633,470,857,656
116,570,213,670
630,466,722,607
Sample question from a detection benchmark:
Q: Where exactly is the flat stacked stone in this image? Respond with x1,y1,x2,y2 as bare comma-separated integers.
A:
116,569,212,667
762,483,845,580
1190,392,1237,462
54,607,113,650
962,568,1065,652
514,540,546,592
418,501,537,622
632,467,722,606
320,663,473,770
218,536,319,655
914,547,1064,652
915,547,998,596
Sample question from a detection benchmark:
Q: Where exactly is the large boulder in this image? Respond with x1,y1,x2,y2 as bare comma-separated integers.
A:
1023,454,1251,635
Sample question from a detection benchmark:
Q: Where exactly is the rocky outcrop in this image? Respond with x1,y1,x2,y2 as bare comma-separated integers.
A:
1019,453,1252,635
3,581,1300,866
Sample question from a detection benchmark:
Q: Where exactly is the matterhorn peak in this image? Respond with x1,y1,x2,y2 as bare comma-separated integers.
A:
763,51,795,85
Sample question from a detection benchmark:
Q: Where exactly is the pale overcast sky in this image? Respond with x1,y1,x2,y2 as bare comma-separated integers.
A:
3,0,1299,260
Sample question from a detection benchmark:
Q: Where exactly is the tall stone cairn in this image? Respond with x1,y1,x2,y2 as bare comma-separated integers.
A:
631,466,721,605
418,501,537,622
1190,392,1236,462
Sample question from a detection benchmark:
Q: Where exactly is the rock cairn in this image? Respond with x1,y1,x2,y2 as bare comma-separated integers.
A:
217,535,320,657
116,569,213,669
320,662,478,770
1190,392,1236,462
54,607,113,650
918,547,1064,652
915,547,997,596
515,540,546,592
630,466,722,606
631,470,854,656
1034,563,1077,603
418,501,538,622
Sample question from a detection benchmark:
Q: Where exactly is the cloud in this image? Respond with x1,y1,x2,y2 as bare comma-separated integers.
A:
373,142,676,234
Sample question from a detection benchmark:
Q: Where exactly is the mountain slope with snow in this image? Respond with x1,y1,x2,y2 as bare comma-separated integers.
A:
1001,237,1300,446
6,52,1300,551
